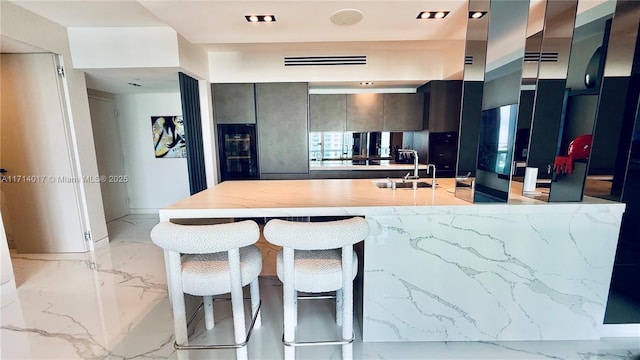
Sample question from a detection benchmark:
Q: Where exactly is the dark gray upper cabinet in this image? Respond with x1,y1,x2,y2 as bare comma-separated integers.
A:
256,83,309,176
424,81,463,133
346,93,383,131
383,93,424,131
309,94,347,132
212,83,256,124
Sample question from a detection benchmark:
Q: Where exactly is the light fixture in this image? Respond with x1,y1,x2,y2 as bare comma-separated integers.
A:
245,14,277,22
416,11,449,19
469,11,487,19
360,81,374,86
127,82,141,87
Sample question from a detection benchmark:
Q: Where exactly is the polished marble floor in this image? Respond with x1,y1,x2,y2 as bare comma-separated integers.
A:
1,214,639,359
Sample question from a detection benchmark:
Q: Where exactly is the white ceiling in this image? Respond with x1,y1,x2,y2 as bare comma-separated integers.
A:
139,0,469,44
5,0,474,93
3,0,613,94
13,0,469,43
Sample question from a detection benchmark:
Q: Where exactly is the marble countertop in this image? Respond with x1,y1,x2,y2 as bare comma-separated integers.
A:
161,178,625,219
309,160,428,171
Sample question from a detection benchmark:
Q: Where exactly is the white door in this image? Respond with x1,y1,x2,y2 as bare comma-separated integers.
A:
89,95,129,221
0,53,87,253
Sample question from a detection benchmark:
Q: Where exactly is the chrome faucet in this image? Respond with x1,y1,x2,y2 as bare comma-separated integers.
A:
399,149,419,181
426,164,437,186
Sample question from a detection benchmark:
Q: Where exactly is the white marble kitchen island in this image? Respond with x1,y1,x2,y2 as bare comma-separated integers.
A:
158,179,625,342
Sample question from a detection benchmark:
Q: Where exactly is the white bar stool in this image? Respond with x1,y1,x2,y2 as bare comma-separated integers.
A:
150,220,262,359
263,217,369,359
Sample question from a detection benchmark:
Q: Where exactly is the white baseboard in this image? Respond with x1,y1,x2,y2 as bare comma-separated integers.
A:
601,323,640,338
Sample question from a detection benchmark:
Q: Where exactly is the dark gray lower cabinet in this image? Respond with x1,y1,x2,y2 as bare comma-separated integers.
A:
429,132,458,177
256,83,309,178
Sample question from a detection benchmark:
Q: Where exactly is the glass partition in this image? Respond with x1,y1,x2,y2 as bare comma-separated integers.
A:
520,0,579,201
473,0,530,203
546,1,616,201
454,0,490,203
582,0,640,202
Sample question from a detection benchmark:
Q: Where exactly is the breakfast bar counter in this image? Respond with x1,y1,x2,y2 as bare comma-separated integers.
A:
159,179,625,342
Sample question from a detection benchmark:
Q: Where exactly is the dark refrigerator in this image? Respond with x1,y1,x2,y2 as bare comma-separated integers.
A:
218,124,259,181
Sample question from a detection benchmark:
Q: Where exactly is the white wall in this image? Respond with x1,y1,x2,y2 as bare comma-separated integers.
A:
67,27,210,82
208,41,460,84
115,93,190,213
67,27,180,69
178,34,209,80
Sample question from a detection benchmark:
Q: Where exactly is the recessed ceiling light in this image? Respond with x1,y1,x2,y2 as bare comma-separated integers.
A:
469,11,487,19
416,11,449,19
245,15,276,23
127,82,141,87
360,81,374,86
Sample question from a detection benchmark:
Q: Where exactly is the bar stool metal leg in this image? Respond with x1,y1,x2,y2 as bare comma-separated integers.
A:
336,288,343,326
204,296,214,330
250,277,261,329
294,289,298,327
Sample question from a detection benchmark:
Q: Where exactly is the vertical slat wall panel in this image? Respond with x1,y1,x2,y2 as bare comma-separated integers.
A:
179,72,207,195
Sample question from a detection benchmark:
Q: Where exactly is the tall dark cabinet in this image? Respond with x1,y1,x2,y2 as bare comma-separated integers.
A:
428,132,458,177
420,80,463,178
256,83,309,179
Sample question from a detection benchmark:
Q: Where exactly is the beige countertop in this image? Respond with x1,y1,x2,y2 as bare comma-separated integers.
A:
165,178,466,212
161,178,623,221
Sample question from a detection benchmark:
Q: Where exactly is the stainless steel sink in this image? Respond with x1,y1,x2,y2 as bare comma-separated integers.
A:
374,181,432,189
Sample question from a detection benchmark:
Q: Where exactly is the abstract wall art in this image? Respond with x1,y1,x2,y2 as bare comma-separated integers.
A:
151,116,186,158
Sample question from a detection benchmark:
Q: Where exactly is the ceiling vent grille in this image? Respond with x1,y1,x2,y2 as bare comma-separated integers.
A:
464,55,473,65
284,55,367,67
524,51,559,62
